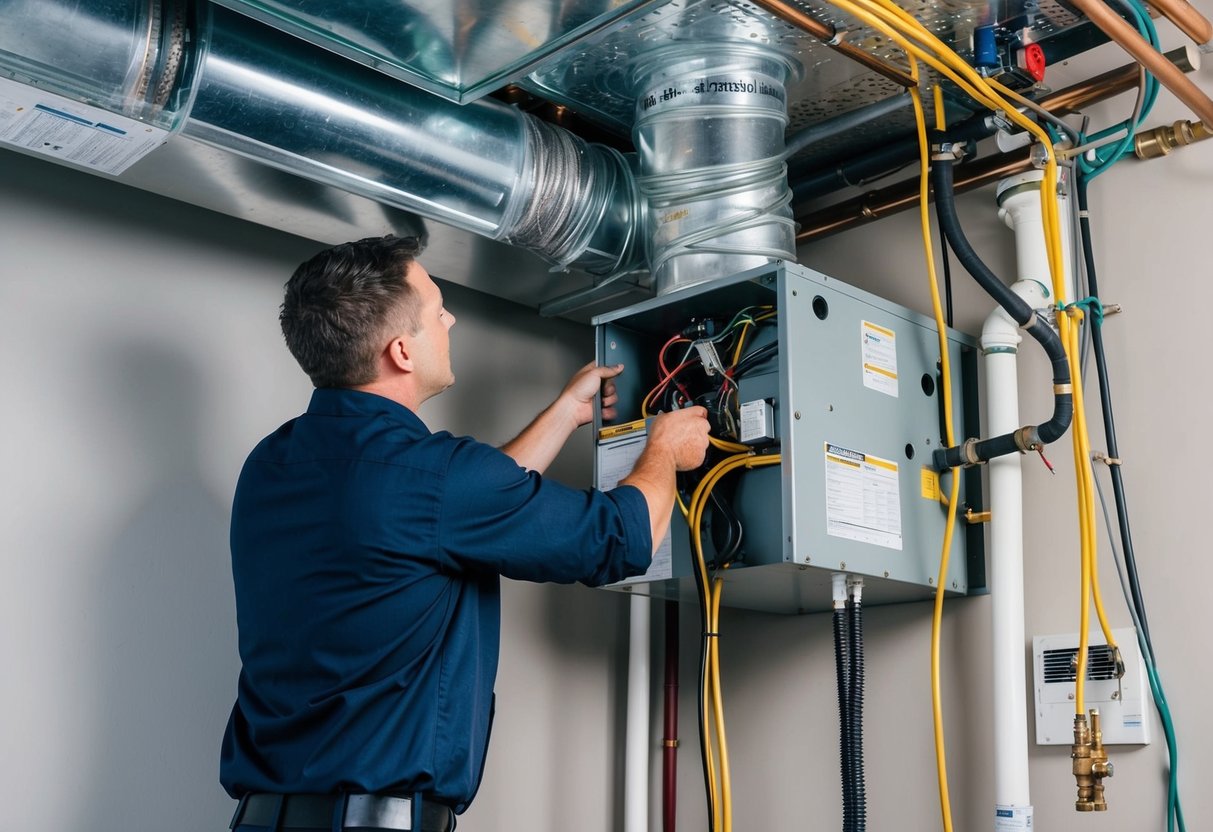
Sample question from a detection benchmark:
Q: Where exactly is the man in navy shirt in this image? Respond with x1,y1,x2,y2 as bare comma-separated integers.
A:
221,235,709,831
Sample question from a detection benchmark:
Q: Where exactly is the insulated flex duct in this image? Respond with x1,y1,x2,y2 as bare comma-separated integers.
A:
0,1,642,277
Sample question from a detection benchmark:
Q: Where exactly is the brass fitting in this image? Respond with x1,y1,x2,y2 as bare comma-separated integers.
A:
1072,710,1114,811
1135,120,1211,159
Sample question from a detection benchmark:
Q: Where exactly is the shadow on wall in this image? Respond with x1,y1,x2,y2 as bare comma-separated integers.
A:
75,338,238,831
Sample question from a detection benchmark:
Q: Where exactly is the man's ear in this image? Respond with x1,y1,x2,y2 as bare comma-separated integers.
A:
385,336,414,373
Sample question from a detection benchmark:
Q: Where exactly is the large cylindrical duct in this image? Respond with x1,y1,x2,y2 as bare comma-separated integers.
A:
0,0,194,129
632,43,798,295
0,1,642,277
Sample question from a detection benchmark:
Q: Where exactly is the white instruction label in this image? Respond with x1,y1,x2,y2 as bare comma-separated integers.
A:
861,320,899,398
824,443,902,550
599,434,673,581
994,804,1033,830
0,77,168,174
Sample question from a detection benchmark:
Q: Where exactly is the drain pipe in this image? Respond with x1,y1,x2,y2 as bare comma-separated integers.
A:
625,595,651,832
985,169,1075,831
0,0,644,277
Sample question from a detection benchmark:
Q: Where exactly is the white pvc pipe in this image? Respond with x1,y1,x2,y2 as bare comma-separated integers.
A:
624,594,651,832
986,169,1073,829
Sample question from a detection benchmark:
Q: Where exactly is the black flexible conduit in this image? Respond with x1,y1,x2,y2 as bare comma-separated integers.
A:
833,606,853,831
930,153,1074,471
847,596,867,832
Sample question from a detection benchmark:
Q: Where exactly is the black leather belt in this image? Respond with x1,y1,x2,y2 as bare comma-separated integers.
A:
231,793,454,831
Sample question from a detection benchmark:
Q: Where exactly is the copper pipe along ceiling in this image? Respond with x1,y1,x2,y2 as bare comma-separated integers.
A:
794,46,1202,242
795,148,1035,242
749,0,917,88
1068,0,1213,124
1039,46,1198,115
1146,0,1212,46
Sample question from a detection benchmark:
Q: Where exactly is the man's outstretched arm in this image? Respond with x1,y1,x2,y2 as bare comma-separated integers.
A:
501,362,623,474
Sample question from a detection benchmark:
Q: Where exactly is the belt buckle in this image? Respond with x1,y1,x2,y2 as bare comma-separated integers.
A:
344,794,414,830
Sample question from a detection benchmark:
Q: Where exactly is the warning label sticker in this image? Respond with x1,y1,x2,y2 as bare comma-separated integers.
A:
0,78,168,175
824,443,902,550
861,320,898,398
600,433,673,581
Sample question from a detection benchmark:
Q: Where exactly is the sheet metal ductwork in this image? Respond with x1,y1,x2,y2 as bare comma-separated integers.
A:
0,0,644,277
0,0,807,294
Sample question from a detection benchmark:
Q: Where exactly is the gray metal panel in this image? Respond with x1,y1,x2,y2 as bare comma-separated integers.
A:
594,261,980,614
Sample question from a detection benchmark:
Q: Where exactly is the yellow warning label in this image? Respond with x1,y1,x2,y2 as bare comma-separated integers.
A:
598,418,648,441
921,467,940,500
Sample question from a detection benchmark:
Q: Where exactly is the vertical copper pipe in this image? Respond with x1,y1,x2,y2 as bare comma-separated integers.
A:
662,600,679,832
1068,0,1213,123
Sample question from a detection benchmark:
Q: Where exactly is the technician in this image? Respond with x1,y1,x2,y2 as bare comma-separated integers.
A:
220,235,709,832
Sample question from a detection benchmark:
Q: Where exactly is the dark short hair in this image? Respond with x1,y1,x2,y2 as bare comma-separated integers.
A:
280,235,425,388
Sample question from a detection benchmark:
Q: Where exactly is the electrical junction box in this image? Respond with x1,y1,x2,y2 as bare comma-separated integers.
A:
1033,627,1150,745
592,261,985,614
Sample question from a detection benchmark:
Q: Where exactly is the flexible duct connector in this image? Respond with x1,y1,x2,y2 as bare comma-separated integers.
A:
633,44,799,294
0,0,193,129
931,155,1072,471
0,1,643,277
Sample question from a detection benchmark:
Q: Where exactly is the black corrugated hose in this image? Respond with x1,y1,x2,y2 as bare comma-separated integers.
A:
833,607,853,831
847,596,866,831
930,151,1074,470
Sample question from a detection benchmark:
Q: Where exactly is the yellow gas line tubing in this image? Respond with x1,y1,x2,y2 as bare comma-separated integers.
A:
688,452,782,832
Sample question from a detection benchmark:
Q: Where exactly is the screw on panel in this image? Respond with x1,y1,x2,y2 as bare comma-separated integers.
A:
953,581,958,589
883,571,889,578
792,289,798,296
840,562,846,569
827,405,834,412
929,577,934,584
794,411,801,419
610,340,617,349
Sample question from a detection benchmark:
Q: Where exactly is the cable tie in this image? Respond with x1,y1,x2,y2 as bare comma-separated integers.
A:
662,739,680,748
1053,383,1073,394
1093,452,1122,467
703,631,719,638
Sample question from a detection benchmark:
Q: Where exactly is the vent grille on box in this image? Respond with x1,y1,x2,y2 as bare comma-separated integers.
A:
1042,645,1119,684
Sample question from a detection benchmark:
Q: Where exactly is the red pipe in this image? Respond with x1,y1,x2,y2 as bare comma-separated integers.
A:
662,599,680,832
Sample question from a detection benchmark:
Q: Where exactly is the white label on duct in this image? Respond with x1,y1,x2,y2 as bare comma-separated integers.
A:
860,320,899,398
599,433,673,581
0,78,168,174
994,805,1033,830
824,443,902,551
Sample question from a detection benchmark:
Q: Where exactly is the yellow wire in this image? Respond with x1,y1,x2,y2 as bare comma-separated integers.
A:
710,576,731,832
919,80,959,832
686,452,781,832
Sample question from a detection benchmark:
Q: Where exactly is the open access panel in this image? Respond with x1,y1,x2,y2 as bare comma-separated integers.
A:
593,262,985,614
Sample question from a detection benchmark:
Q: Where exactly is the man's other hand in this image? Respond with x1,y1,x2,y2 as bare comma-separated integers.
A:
561,361,624,428
648,406,710,471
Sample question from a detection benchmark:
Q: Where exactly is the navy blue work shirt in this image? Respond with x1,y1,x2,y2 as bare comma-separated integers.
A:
220,388,652,810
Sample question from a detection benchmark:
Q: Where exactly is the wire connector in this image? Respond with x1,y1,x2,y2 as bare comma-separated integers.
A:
846,574,864,604
832,573,848,610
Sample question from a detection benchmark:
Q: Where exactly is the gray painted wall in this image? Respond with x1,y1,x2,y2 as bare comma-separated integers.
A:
1,23,1208,832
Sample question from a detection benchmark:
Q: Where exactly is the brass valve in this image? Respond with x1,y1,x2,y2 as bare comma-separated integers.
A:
1072,710,1114,811
1135,120,1211,159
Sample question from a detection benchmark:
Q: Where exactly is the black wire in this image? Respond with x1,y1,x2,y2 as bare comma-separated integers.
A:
938,220,954,329
1074,176,1153,647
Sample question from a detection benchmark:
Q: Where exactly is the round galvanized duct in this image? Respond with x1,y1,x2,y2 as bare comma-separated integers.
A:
633,43,799,295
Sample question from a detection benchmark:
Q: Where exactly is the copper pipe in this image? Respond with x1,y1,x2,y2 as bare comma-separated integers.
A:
749,0,918,88
1069,0,1213,124
1037,46,1197,115
793,46,1201,242
795,148,1035,242
1146,0,1212,46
